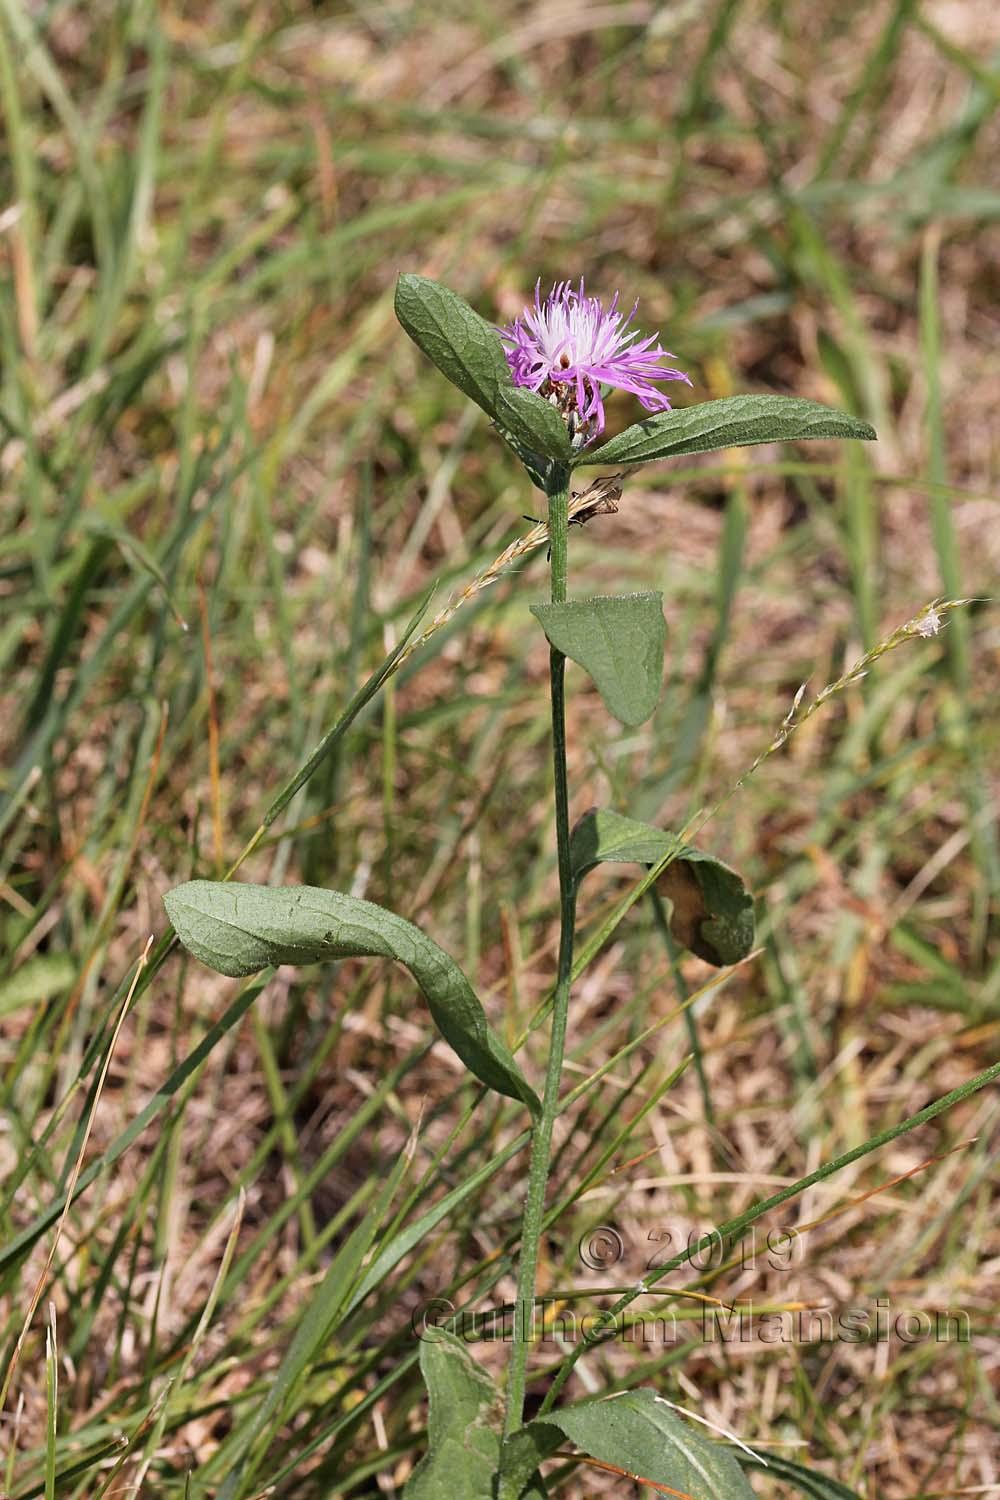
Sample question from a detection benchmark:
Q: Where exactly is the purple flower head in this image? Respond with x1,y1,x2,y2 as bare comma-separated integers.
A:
499,279,690,445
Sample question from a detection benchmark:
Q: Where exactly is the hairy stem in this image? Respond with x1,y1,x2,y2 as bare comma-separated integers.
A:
502,466,576,1445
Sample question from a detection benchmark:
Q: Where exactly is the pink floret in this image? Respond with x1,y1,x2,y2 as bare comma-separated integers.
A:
499,279,689,438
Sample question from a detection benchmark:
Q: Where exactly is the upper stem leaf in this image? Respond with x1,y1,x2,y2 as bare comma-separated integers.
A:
531,593,666,727
395,274,571,461
573,394,876,468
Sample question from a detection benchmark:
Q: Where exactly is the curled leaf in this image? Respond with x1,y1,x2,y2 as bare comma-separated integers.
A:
570,808,755,966
164,881,539,1115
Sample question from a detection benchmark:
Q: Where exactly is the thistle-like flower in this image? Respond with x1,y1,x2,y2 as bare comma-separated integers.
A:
500,279,690,445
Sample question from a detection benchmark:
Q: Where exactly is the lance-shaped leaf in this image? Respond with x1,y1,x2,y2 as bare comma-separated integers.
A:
511,1390,756,1500
574,394,876,468
570,808,754,966
531,593,666,727
164,881,539,1116
395,274,571,461
406,1331,547,1499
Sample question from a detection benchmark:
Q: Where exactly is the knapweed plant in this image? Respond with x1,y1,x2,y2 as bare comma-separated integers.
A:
164,274,881,1498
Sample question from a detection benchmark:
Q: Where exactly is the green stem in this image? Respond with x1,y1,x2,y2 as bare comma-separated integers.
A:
502,467,575,1444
